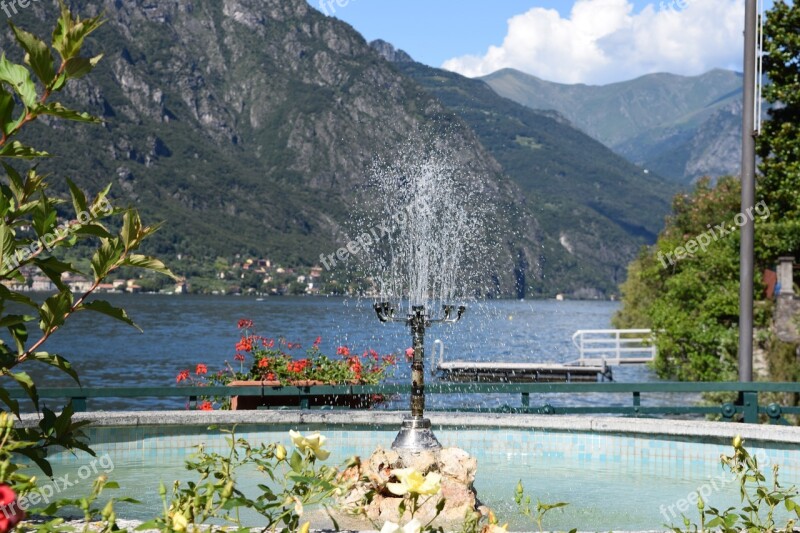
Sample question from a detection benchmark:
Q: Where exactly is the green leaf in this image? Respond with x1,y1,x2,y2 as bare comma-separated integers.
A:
0,314,34,328
91,238,123,281
1,163,24,201
120,210,141,250
9,22,56,86
123,254,177,279
38,291,73,332
13,446,50,477
0,285,36,309
289,450,303,473
63,54,103,80
0,86,15,135
0,221,17,267
51,3,104,62
0,54,38,109
32,195,57,239
0,388,20,416
39,102,101,123
31,351,80,385
0,141,49,159
79,300,141,332
66,177,88,215
34,256,78,291
11,371,38,411
72,223,113,239
7,321,27,355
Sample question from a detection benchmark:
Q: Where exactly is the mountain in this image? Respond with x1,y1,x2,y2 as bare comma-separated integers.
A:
481,68,744,183
4,0,672,297
373,43,675,295
7,0,532,291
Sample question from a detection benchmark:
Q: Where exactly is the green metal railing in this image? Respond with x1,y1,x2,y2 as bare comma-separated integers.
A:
8,382,800,424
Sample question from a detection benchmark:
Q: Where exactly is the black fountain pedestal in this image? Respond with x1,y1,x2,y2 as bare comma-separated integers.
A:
374,303,465,452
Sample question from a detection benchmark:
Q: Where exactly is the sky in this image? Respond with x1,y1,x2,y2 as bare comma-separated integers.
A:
308,0,775,85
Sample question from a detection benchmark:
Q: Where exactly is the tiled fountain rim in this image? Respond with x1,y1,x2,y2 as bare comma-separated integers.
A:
18,410,800,445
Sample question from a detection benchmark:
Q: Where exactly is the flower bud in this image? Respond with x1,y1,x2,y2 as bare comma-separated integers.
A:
275,444,287,461
221,480,234,500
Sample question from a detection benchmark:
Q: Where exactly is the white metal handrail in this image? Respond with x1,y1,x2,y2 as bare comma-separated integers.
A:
570,329,655,366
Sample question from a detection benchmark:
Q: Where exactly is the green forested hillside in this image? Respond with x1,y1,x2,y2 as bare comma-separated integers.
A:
482,68,744,183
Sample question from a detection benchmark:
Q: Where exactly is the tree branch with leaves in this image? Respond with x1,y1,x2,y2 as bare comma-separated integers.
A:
0,1,176,475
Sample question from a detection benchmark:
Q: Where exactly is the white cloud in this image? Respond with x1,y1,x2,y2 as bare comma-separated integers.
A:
441,0,744,85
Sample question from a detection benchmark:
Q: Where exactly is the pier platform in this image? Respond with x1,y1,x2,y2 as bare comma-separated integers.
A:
437,361,610,382
433,329,655,383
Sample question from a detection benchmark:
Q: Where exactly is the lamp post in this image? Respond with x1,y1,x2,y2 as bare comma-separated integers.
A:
375,302,465,451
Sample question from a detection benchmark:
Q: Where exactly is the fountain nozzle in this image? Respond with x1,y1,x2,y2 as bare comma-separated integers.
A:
374,302,396,323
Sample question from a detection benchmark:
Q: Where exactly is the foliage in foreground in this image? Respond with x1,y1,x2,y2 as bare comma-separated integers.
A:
668,436,800,533
0,0,175,476
4,424,797,533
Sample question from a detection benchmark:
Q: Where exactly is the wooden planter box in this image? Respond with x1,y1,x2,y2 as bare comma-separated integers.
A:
228,380,383,410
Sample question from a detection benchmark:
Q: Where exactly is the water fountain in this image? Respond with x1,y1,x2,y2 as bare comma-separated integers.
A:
358,143,484,451
374,302,465,450
333,144,487,525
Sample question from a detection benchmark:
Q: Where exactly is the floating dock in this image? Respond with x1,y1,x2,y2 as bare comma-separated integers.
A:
437,361,610,383
434,329,655,383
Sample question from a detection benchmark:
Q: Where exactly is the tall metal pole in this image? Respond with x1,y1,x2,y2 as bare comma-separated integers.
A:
738,0,758,383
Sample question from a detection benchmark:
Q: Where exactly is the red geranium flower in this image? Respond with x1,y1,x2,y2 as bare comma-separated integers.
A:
405,348,414,360
199,401,213,411
313,336,322,347
236,337,254,352
237,319,254,329
258,358,270,369
176,369,190,383
369,349,379,361
0,484,24,532
234,353,246,362
196,363,208,375
262,338,275,348
266,372,276,380
337,346,351,357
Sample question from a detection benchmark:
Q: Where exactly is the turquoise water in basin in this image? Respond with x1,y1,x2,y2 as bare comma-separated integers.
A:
33,423,800,531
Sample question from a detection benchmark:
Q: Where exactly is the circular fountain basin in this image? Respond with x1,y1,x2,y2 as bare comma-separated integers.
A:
20,411,800,532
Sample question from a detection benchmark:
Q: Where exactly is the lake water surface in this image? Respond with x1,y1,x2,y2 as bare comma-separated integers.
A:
32,295,661,410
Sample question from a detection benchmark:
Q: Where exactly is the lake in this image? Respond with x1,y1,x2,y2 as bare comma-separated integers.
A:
29,295,658,410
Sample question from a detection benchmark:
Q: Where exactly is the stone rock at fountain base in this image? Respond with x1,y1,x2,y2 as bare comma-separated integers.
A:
336,445,481,528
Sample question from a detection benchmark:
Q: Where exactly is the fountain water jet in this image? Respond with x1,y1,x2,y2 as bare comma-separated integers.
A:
356,143,485,451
